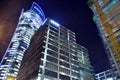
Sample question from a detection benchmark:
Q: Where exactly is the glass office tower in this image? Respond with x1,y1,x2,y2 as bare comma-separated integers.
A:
88,0,120,78
0,2,45,80
17,18,94,80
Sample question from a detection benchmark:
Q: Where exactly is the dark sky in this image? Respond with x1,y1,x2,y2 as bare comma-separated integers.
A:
0,0,111,73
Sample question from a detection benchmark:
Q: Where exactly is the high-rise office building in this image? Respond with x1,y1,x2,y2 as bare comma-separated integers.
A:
17,18,94,80
88,0,120,78
0,2,45,80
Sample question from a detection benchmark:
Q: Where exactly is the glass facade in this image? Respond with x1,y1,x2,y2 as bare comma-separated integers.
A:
0,2,45,80
88,0,120,78
17,18,94,80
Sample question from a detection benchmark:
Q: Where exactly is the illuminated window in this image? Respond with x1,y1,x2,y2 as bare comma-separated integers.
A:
48,44,58,52
59,74,70,80
71,71,79,77
46,62,58,71
71,59,78,65
49,35,58,41
59,67,70,75
60,55,69,62
60,49,69,57
44,69,57,78
70,54,77,60
47,49,58,58
59,60,70,68
60,45,68,52
48,39,58,47
71,65,79,71
46,55,58,64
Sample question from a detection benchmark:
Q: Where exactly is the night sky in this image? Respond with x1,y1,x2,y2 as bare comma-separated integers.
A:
0,0,111,73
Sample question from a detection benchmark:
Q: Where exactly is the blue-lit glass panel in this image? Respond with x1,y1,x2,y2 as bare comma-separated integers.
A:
19,42,28,49
50,20,60,27
102,0,118,12
30,2,45,21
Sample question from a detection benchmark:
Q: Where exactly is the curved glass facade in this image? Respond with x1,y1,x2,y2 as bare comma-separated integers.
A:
0,2,45,80
30,2,45,22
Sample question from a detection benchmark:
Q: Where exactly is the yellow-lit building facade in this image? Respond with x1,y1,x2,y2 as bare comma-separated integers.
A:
88,0,120,78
